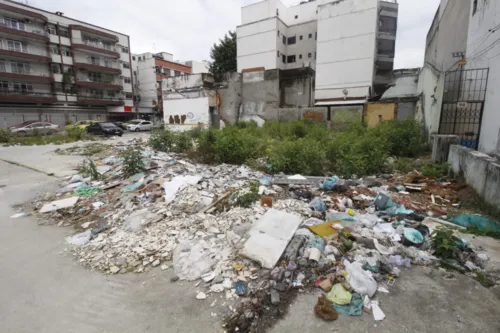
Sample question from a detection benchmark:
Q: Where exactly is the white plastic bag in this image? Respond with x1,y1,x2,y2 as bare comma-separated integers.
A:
345,261,377,297
173,240,217,281
68,230,92,246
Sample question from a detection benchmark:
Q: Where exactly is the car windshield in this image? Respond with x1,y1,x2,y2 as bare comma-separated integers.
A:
11,121,35,128
129,120,142,124
101,123,117,128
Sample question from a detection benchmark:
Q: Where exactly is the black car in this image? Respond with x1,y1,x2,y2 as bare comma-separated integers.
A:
112,121,127,130
87,122,123,137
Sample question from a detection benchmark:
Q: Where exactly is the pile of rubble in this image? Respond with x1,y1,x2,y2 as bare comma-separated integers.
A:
29,140,499,332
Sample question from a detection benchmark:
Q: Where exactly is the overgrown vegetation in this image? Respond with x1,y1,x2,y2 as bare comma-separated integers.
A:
431,226,461,259
79,158,100,180
149,119,427,177
121,148,144,177
233,181,260,208
1,126,96,146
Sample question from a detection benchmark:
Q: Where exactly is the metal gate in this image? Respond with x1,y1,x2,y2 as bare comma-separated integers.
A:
438,68,489,149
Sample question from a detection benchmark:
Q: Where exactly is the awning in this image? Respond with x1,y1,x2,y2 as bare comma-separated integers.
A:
315,99,367,106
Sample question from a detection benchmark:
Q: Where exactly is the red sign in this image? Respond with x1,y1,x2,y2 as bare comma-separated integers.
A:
124,106,132,112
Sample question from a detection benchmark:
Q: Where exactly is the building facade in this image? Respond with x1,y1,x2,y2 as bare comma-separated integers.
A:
131,52,192,123
236,0,398,105
0,0,134,128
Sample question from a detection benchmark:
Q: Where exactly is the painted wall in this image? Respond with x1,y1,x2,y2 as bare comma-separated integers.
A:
315,0,378,100
163,97,209,131
465,0,500,156
366,103,395,127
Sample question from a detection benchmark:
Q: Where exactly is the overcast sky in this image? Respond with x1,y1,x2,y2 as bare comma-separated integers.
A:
32,0,440,68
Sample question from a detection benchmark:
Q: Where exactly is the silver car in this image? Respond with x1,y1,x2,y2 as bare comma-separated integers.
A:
126,120,153,132
9,122,61,136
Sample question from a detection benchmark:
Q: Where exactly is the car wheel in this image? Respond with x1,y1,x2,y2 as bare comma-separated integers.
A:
49,130,57,135
17,131,26,137
135,128,140,132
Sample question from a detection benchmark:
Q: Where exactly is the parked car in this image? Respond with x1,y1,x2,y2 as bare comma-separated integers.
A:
67,120,100,130
9,122,60,136
126,120,153,132
86,122,123,137
112,121,127,130
7,120,39,129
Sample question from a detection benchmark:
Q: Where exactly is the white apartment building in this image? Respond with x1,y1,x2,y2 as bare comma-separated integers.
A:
0,0,134,127
237,0,398,103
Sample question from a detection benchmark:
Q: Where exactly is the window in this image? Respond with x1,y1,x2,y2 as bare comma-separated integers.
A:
102,41,111,51
124,77,132,84
11,62,30,74
89,56,100,65
287,36,296,45
63,65,72,73
287,55,296,63
59,29,69,38
282,35,286,45
174,70,181,76
51,47,60,55
12,82,33,92
276,9,279,16
4,18,25,31
277,31,280,37
107,91,116,98
0,81,8,91
295,15,298,19
51,63,60,73
7,40,27,53
299,54,302,59
0,60,5,72
299,35,303,41
62,49,71,57
132,56,136,61
123,62,130,69
309,33,312,39
277,50,280,58
473,0,478,15
308,53,312,58
315,32,317,40
282,54,286,63
122,46,129,53
315,52,317,60
125,92,133,99
47,27,57,35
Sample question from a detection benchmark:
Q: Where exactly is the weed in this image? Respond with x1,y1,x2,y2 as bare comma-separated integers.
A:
420,162,450,179
371,119,426,157
268,138,325,176
431,226,461,259
149,128,175,152
171,131,194,153
475,271,495,288
66,127,86,140
186,127,203,139
0,128,9,143
213,127,262,164
233,181,260,208
121,148,144,177
79,158,100,180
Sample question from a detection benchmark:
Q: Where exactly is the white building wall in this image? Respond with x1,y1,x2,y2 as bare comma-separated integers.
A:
465,0,500,155
315,0,378,100
135,57,157,113
237,18,278,71
163,97,209,131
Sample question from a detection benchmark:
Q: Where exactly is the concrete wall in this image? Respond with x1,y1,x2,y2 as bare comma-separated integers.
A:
219,72,242,124
416,65,444,140
237,18,278,72
240,69,280,119
315,0,378,100
465,0,500,156
448,145,500,208
163,97,209,131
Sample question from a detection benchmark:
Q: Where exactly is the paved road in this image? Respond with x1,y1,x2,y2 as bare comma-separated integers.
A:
1,139,500,333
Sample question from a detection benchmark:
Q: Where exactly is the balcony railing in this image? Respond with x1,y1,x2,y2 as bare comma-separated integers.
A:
0,22,49,37
0,44,49,57
0,90,52,97
77,76,121,85
0,67,51,77
84,60,120,69
82,40,117,52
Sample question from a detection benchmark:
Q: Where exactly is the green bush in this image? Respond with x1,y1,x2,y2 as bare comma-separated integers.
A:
213,127,262,164
420,162,450,179
66,127,86,140
267,138,326,176
371,119,425,157
195,129,218,163
287,120,308,139
186,127,203,140
149,128,174,152
0,128,9,143
262,121,286,139
121,148,144,177
171,131,194,153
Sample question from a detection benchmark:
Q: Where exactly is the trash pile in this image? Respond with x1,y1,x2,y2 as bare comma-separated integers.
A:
31,141,498,332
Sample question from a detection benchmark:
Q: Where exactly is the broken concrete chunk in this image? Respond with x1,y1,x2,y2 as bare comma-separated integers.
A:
270,290,280,305
40,197,79,213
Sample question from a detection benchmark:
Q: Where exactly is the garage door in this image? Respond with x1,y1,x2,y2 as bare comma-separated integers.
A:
1,114,23,128
42,113,66,127
397,102,416,120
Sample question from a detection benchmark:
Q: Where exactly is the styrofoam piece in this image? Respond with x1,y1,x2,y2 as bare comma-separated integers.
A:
164,175,202,203
240,209,302,269
40,197,79,213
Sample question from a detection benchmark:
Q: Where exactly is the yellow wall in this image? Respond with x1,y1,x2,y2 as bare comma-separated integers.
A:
366,103,396,127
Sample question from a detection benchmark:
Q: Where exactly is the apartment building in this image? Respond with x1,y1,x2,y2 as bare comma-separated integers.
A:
0,0,134,127
131,52,195,122
236,0,398,105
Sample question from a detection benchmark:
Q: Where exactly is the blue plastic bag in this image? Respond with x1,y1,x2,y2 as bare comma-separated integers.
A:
309,197,327,213
452,214,500,232
320,176,339,191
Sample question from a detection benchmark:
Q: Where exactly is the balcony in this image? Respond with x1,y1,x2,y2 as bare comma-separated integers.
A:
377,30,396,40
75,78,123,90
0,68,54,83
0,90,56,103
0,22,49,41
74,61,122,74
77,95,124,106
0,45,50,63
72,41,120,58
0,3,48,22
377,53,395,63
69,25,119,42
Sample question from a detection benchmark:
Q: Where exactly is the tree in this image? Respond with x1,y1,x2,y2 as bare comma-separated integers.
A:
209,31,237,77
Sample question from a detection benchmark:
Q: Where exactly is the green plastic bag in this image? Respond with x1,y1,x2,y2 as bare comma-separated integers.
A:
333,293,363,316
452,214,500,232
404,228,424,244
326,284,352,305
